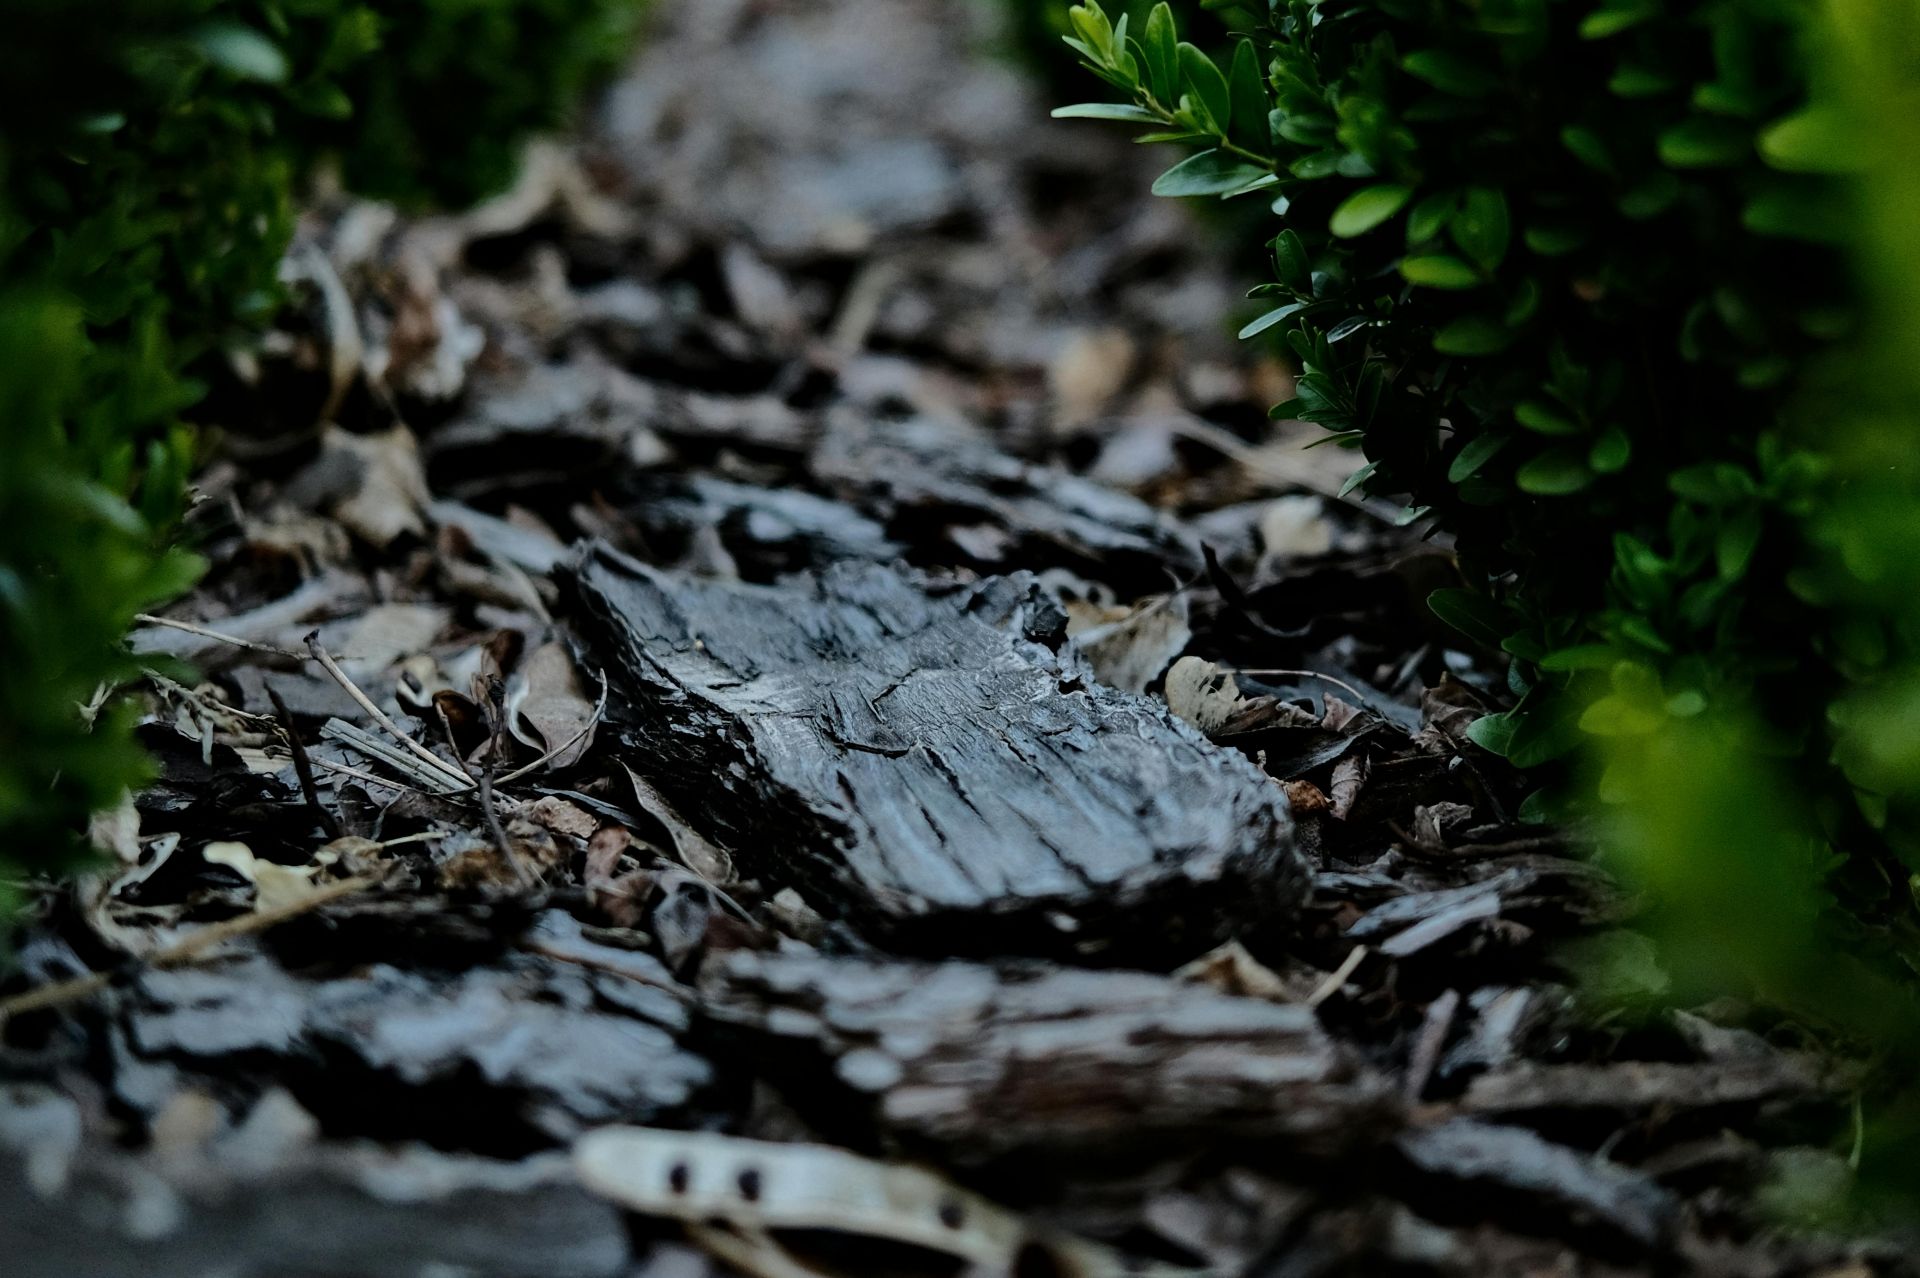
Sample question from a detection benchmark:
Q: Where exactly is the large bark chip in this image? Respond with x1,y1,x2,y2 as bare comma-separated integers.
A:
567,543,1305,957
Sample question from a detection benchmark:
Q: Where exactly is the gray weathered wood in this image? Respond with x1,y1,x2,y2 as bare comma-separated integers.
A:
704,950,1397,1157
567,543,1305,957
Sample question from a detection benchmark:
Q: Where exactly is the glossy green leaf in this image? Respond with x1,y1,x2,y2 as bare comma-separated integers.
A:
1448,432,1511,482
1151,149,1268,196
1403,49,1499,97
1516,448,1594,494
1227,40,1270,152
1051,103,1161,122
1330,183,1414,237
1400,254,1482,289
1434,315,1515,354
1451,187,1511,268
1429,587,1515,649
1177,42,1231,131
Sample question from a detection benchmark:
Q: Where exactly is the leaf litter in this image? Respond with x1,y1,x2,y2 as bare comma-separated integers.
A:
2,1,1915,1275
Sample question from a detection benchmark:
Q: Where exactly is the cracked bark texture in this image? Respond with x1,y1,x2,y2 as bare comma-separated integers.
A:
566,542,1304,958
701,950,1397,1160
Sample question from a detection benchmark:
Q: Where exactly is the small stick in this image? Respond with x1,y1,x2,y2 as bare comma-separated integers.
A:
1308,944,1369,1008
1228,668,1375,707
306,635,474,792
0,875,378,1025
268,687,342,841
1403,987,1461,1104
436,692,530,891
133,614,309,660
309,756,436,797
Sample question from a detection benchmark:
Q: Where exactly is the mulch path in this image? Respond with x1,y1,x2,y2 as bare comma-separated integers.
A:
0,3,1906,1275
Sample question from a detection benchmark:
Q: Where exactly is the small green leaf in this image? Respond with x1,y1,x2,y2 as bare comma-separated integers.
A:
1465,711,1518,756
1451,187,1511,269
1429,588,1514,650
1560,126,1615,174
1139,2,1180,104
1400,255,1482,289
1272,229,1311,290
1759,107,1868,174
1609,64,1676,98
1337,460,1381,499
1152,149,1268,197
1402,49,1499,97
1330,184,1414,238
1580,1,1657,38
1658,117,1750,168
1516,448,1594,494
1525,223,1589,255
1588,424,1631,473
1177,43,1231,132
1579,695,1663,737
1406,190,1456,244
1051,103,1162,122
190,22,288,82
1539,644,1619,672
1717,509,1763,578
1515,401,1582,436
1227,40,1271,153
1433,316,1514,355
1238,302,1304,340
1448,433,1511,483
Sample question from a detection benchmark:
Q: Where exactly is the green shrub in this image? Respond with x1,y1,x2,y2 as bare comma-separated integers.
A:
309,0,645,207
1062,0,1920,1210
0,0,639,910
1002,0,1245,96
1055,2,1881,817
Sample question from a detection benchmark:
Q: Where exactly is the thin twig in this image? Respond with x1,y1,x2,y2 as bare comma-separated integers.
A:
306,635,474,792
1308,945,1369,1008
0,875,378,1025
437,691,530,891
134,614,309,660
309,756,437,797
1228,668,1375,707
268,687,342,841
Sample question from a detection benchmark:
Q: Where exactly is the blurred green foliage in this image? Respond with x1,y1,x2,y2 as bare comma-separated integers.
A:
0,0,640,912
1057,0,1851,805
1000,0,1245,87
1062,0,1920,1215
1604,0,1920,1217
310,0,644,206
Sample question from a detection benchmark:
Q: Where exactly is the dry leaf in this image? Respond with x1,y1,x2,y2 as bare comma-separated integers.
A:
506,642,598,769
1163,656,1245,733
1066,593,1191,694
202,841,321,911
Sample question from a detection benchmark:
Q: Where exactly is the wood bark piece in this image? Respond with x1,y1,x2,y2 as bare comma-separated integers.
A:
813,415,1202,586
1459,1056,1843,1116
1396,1119,1679,1253
703,950,1398,1157
567,543,1306,957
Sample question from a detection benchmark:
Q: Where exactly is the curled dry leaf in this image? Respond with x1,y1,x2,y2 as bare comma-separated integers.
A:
1065,592,1192,695
288,425,432,550
1259,494,1334,561
1163,655,1245,734
201,842,321,912
506,643,599,770
1329,753,1370,821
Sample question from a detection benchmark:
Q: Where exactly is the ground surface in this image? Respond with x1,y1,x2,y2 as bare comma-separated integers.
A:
0,3,1907,1275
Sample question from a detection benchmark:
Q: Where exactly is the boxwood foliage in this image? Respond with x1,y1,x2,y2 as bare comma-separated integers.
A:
0,0,638,909
1055,2,1868,813
308,0,644,207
